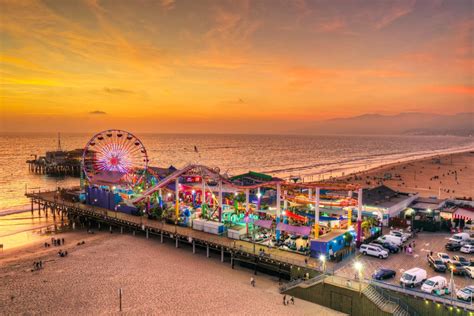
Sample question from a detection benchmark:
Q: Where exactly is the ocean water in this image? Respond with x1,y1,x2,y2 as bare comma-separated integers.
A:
1,133,473,212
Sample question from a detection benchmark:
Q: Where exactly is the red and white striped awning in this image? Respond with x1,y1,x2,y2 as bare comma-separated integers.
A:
454,208,474,220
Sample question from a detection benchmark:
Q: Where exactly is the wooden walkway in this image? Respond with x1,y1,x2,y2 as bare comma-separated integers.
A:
27,191,320,276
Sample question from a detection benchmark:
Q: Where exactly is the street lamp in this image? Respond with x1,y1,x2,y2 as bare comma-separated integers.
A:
354,261,363,294
319,254,326,274
449,264,455,303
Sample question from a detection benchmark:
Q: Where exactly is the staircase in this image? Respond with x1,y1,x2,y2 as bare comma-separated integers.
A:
280,274,326,292
362,285,410,316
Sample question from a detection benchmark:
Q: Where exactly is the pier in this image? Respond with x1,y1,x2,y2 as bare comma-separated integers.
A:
26,190,318,281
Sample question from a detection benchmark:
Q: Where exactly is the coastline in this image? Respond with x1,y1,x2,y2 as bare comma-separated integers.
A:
337,150,474,199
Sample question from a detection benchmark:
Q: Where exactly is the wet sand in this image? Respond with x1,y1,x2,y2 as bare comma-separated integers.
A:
0,230,342,315
339,151,474,199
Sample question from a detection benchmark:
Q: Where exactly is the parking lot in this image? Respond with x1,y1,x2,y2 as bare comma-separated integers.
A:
334,231,474,290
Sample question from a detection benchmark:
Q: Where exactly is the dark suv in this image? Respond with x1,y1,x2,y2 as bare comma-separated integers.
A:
428,255,447,272
445,242,462,251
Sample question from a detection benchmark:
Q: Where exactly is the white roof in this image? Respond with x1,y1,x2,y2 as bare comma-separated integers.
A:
405,267,425,274
426,276,446,282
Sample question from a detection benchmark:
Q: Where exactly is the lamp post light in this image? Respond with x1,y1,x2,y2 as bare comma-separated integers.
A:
449,264,455,303
319,254,326,274
354,261,363,294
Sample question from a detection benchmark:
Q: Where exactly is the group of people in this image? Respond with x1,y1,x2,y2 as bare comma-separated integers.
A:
32,260,43,271
58,250,68,257
282,295,295,306
44,237,65,248
402,241,415,255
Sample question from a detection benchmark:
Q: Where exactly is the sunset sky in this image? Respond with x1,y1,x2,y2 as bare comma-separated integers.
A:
0,0,472,133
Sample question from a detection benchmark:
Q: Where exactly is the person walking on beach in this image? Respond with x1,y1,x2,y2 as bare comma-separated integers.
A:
250,277,255,287
290,296,295,305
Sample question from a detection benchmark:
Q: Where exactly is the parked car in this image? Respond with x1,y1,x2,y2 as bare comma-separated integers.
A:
421,276,448,294
400,268,427,288
448,261,466,275
360,244,389,259
453,256,470,266
427,255,447,272
456,286,474,302
449,232,470,244
371,241,399,253
377,235,403,247
461,244,474,254
460,238,474,246
465,266,474,279
390,230,410,242
437,252,451,264
445,242,462,251
372,268,396,280
381,242,399,253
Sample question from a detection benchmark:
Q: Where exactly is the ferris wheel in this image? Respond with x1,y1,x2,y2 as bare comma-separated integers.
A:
82,129,148,187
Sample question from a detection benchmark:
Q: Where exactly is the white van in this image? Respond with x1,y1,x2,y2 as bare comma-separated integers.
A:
400,268,427,288
360,244,389,259
449,232,470,244
377,235,403,246
421,276,448,294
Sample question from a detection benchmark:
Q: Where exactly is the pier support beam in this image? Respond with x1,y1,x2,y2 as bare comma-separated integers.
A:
221,247,224,262
206,244,210,258
192,240,196,254
133,230,136,236
98,222,101,230
72,222,76,230
31,200,34,214
110,225,112,233
146,229,149,239
120,227,123,234
160,231,163,243
231,253,234,269
175,237,179,248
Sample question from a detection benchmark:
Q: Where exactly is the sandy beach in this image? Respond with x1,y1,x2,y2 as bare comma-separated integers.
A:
0,229,342,315
339,151,474,199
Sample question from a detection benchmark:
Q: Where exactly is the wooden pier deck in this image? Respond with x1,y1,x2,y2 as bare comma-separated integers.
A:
26,191,320,280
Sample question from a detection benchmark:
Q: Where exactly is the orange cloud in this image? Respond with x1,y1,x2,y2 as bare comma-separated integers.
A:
426,85,474,96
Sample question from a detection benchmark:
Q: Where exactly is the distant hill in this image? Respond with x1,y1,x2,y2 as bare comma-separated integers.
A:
303,112,473,136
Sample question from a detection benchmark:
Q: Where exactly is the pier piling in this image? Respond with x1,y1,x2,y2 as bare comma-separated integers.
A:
175,237,178,248
120,227,123,234
146,229,149,239
160,231,163,243
192,240,195,254
221,247,224,262
206,244,210,258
